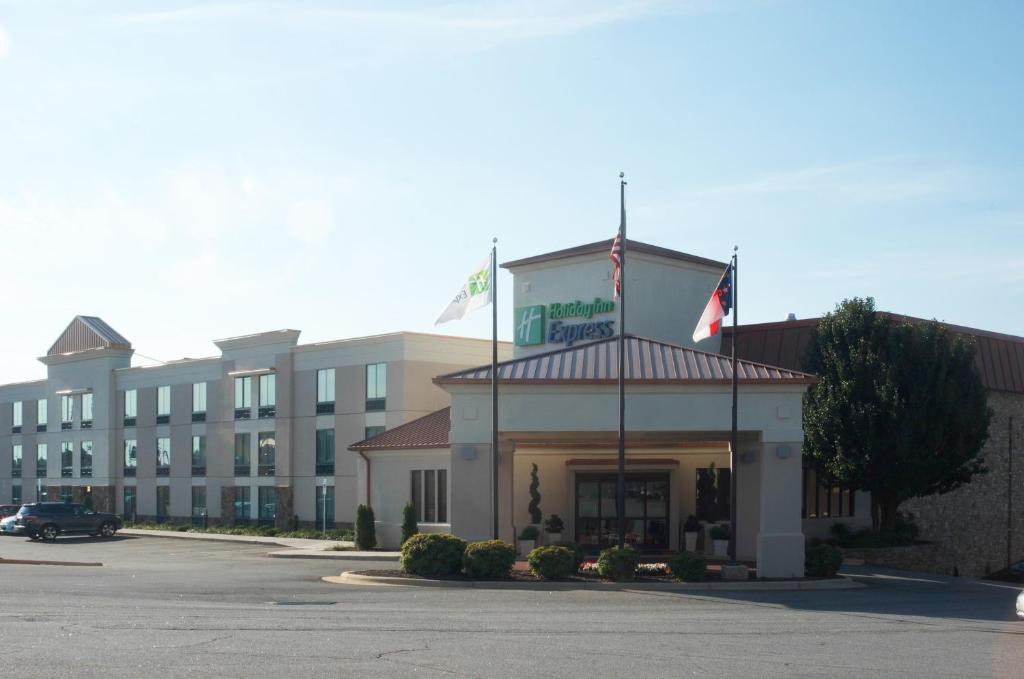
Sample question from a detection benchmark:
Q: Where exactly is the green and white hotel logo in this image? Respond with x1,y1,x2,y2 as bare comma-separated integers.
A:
514,297,616,347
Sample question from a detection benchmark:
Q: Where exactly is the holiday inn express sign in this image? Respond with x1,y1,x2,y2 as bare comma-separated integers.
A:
514,298,616,347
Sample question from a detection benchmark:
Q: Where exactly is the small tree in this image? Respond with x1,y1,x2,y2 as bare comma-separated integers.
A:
527,463,542,524
355,504,377,550
401,502,418,546
803,297,991,533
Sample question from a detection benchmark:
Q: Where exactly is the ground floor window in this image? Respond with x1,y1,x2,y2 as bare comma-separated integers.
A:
315,484,335,529
156,486,169,521
410,469,447,523
575,473,669,550
60,486,73,503
802,464,856,519
37,480,47,501
234,487,251,523
191,487,206,524
124,487,137,520
258,487,276,525
11,485,21,504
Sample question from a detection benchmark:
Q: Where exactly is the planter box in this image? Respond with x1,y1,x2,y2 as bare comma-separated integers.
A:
546,532,562,544
684,532,698,552
518,539,535,556
713,539,729,557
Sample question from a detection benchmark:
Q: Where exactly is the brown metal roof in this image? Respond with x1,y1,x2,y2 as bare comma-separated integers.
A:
434,335,816,386
47,316,132,356
349,408,451,451
500,238,727,271
722,313,1024,395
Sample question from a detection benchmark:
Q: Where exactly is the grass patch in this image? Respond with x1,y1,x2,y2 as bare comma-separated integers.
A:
125,521,354,542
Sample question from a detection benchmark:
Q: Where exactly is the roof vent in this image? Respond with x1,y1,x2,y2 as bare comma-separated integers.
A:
785,313,797,321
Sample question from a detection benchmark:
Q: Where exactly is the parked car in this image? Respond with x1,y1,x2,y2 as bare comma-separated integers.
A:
14,502,122,541
0,504,19,519
1017,590,1024,620
0,514,21,535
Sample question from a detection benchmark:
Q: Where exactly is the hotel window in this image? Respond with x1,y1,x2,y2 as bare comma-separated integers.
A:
124,389,137,427
192,382,207,422
365,363,386,411
81,393,93,429
258,374,276,419
695,467,731,522
410,469,447,523
316,369,335,414
191,487,207,525
11,485,21,505
234,486,251,523
61,441,74,478
315,428,335,476
258,432,276,476
12,444,22,478
234,433,251,476
315,484,335,528
123,439,137,477
258,486,276,525
802,464,856,519
156,486,169,522
156,386,171,424
191,435,206,477
37,398,47,431
36,443,48,477
61,395,74,430
37,480,48,502
12,400,22,433
80,441,93,478
156,437,171,476
61,486,73,504
124,487,137,521
365,425,385,440
234,377,252,420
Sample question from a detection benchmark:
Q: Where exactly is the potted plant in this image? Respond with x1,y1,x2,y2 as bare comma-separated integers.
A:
709,524,729,557
518,525,540,555
544,514,564,544
683,514,700,552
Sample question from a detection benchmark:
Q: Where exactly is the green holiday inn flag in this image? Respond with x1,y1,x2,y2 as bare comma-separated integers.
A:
434,257,493,325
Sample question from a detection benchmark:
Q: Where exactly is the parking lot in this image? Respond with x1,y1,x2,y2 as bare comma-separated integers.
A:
0,534,1021,678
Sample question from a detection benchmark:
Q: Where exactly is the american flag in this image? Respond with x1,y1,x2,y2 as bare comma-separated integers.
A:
609,232,623,300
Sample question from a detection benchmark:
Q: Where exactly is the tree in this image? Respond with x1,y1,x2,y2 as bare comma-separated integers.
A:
802,297,991,532
355,504,377,550
528,463,542,524
400,502,418,546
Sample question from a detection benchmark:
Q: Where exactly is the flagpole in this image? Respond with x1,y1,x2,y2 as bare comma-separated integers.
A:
728,246,739,562
491,238,500,540
617,173,627,550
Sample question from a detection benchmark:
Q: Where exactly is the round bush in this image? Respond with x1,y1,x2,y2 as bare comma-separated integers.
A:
527,546,575,580
400,533,467,577
596,545,639,582
805,544,843,577
667,552,706,582
463,540,516,579
553,541,586,570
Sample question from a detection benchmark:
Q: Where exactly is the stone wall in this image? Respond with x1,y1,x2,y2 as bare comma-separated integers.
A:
843,543,942,573
899,390,1024,577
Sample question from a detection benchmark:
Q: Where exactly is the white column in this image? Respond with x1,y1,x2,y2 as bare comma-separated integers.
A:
756,440,805,578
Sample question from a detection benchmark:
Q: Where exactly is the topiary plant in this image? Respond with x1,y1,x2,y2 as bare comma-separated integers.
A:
596,545,639,582
528,463,542,524
683,514,700,533
401,533,467,577
463,540,516,579
401,502,418,546
527,545,575,580
355,504,376,550
709,524,730,541
667,552,707,582
805,544,843,577
518,525,539,541
543,514,564,534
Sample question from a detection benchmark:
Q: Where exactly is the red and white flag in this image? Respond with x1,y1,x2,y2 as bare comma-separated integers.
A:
692,263,734,342
609,233,623,300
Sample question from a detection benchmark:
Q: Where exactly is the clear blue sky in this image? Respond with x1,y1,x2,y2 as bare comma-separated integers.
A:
0,1,1021,382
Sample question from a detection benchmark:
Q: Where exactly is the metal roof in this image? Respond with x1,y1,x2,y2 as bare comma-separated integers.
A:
434,335,816,386
500,238,727,271
349,408,452,451
46,316,132,356
722,313,1024,395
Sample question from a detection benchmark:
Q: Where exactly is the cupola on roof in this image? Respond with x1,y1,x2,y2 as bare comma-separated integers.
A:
47,316,132,356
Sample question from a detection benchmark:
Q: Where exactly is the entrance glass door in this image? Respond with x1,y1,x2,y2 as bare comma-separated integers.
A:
575,473,670,551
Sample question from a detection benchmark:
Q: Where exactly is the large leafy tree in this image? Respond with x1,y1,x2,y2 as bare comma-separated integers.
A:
802,297,991,532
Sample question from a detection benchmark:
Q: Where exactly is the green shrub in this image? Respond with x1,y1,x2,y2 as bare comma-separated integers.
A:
596,545,639,582
544,514,564,534
667,552,706,582
528,463,542,524
463,540,516,579
527,546,575,580
709,524,730,541
805,544,843,577
553,541,585,570
518,525,539,541
401,533,467,577
355,504,376,550
401,502,418,546
683,514,700,533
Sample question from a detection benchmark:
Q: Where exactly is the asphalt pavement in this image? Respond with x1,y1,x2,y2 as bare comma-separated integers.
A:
0,534,1020,678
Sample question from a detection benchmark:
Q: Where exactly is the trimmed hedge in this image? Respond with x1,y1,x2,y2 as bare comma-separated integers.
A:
355,504,376,550
553,541,586,570
667,552,706,582
400,502,418,547
805,544,843,577
527,546,575,580
463,540,516,579
596,545,639,582
401,533,467,577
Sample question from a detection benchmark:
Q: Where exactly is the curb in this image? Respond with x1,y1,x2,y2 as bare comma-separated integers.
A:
325,571,865,591
269,550,400,561
0,557,103,567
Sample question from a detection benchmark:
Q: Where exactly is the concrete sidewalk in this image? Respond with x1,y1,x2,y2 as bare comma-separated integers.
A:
119,528,400,561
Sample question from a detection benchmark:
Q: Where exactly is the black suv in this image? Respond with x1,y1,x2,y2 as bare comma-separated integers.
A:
15,503,123,541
